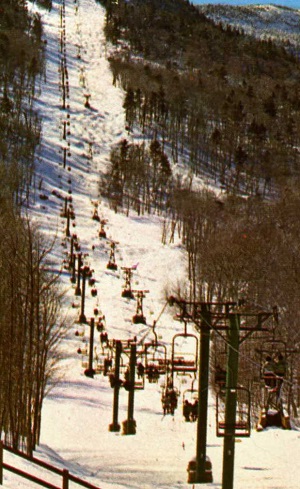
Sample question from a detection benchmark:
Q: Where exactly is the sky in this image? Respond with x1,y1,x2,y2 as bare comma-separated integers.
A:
3,0,300,487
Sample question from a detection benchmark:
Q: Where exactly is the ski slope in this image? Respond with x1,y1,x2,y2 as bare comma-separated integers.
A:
3,0,300,487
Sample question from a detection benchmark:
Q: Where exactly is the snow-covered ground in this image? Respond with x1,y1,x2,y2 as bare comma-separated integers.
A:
198,3,300,45
3,0,300,487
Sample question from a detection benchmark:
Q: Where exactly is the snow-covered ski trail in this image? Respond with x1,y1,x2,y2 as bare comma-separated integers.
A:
11,1,300,488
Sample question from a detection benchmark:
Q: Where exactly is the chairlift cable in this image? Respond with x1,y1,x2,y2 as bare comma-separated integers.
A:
154,300,169,325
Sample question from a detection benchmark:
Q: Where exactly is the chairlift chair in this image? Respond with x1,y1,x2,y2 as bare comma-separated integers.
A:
256,339,292,431
258,339,287,390
81,353,89,370
77,336,88,354
257,398,291,431
161,382,180,415
144,341,168,380
171,333,198,375
212,334,227,388
133,350,146,390
94,352,113,375
216,386,251,437
215,365,227,388
134,375,145,390
183,388,198,403
75,323,85,337
258,338,287,368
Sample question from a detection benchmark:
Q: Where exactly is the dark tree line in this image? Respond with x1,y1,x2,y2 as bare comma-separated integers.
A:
164,187,300,422
0,0,44,207
99,0,300,336
0,0,65,455
100,0,300,196
104,137,300,345
0,209,65,455
163,187,300,343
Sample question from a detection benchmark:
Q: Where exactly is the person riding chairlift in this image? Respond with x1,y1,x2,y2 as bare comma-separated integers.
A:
183,399,192,422
274,352,286,378
274,352,286,396
263,355,277,389
137,362,145,379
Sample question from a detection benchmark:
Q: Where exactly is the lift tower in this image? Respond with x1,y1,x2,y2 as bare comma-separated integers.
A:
168,297,274,488
169,298,236,483
121,267,135,299
132,290,149,324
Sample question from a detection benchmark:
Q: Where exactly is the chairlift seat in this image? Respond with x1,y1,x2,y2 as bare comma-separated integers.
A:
134,379,145,390
172,357,197,372
217,420,250,437
263,373,278,389
218,421,248,430
81,359,88,369
95,364,104,374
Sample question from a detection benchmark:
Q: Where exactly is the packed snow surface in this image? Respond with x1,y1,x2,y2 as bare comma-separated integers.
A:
2,0,300,487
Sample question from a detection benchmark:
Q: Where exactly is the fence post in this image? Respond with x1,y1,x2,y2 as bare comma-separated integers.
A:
0,441,3,485
62,469,69,489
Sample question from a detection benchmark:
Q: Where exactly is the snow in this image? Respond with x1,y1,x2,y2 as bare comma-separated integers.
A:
3,0,300,487
197,3,300,45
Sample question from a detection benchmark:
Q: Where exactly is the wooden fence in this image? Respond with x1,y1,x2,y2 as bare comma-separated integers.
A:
0,442,101,489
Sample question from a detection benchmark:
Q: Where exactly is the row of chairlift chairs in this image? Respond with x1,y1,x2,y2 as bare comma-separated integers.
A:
77,323,200,418
77,315,293,432
257,339,291,430
74,229,202,420
145,333,198,416
82,211,294,430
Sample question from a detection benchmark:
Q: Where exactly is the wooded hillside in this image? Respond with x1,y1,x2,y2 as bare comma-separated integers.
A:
99,0,300,347
0,0,64,456
100,0,300,196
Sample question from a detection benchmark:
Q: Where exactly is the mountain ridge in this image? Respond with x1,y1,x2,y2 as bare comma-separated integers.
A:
197,3,300,45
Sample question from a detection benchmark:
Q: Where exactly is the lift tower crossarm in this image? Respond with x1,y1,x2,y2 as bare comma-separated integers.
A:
168,297,237,332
